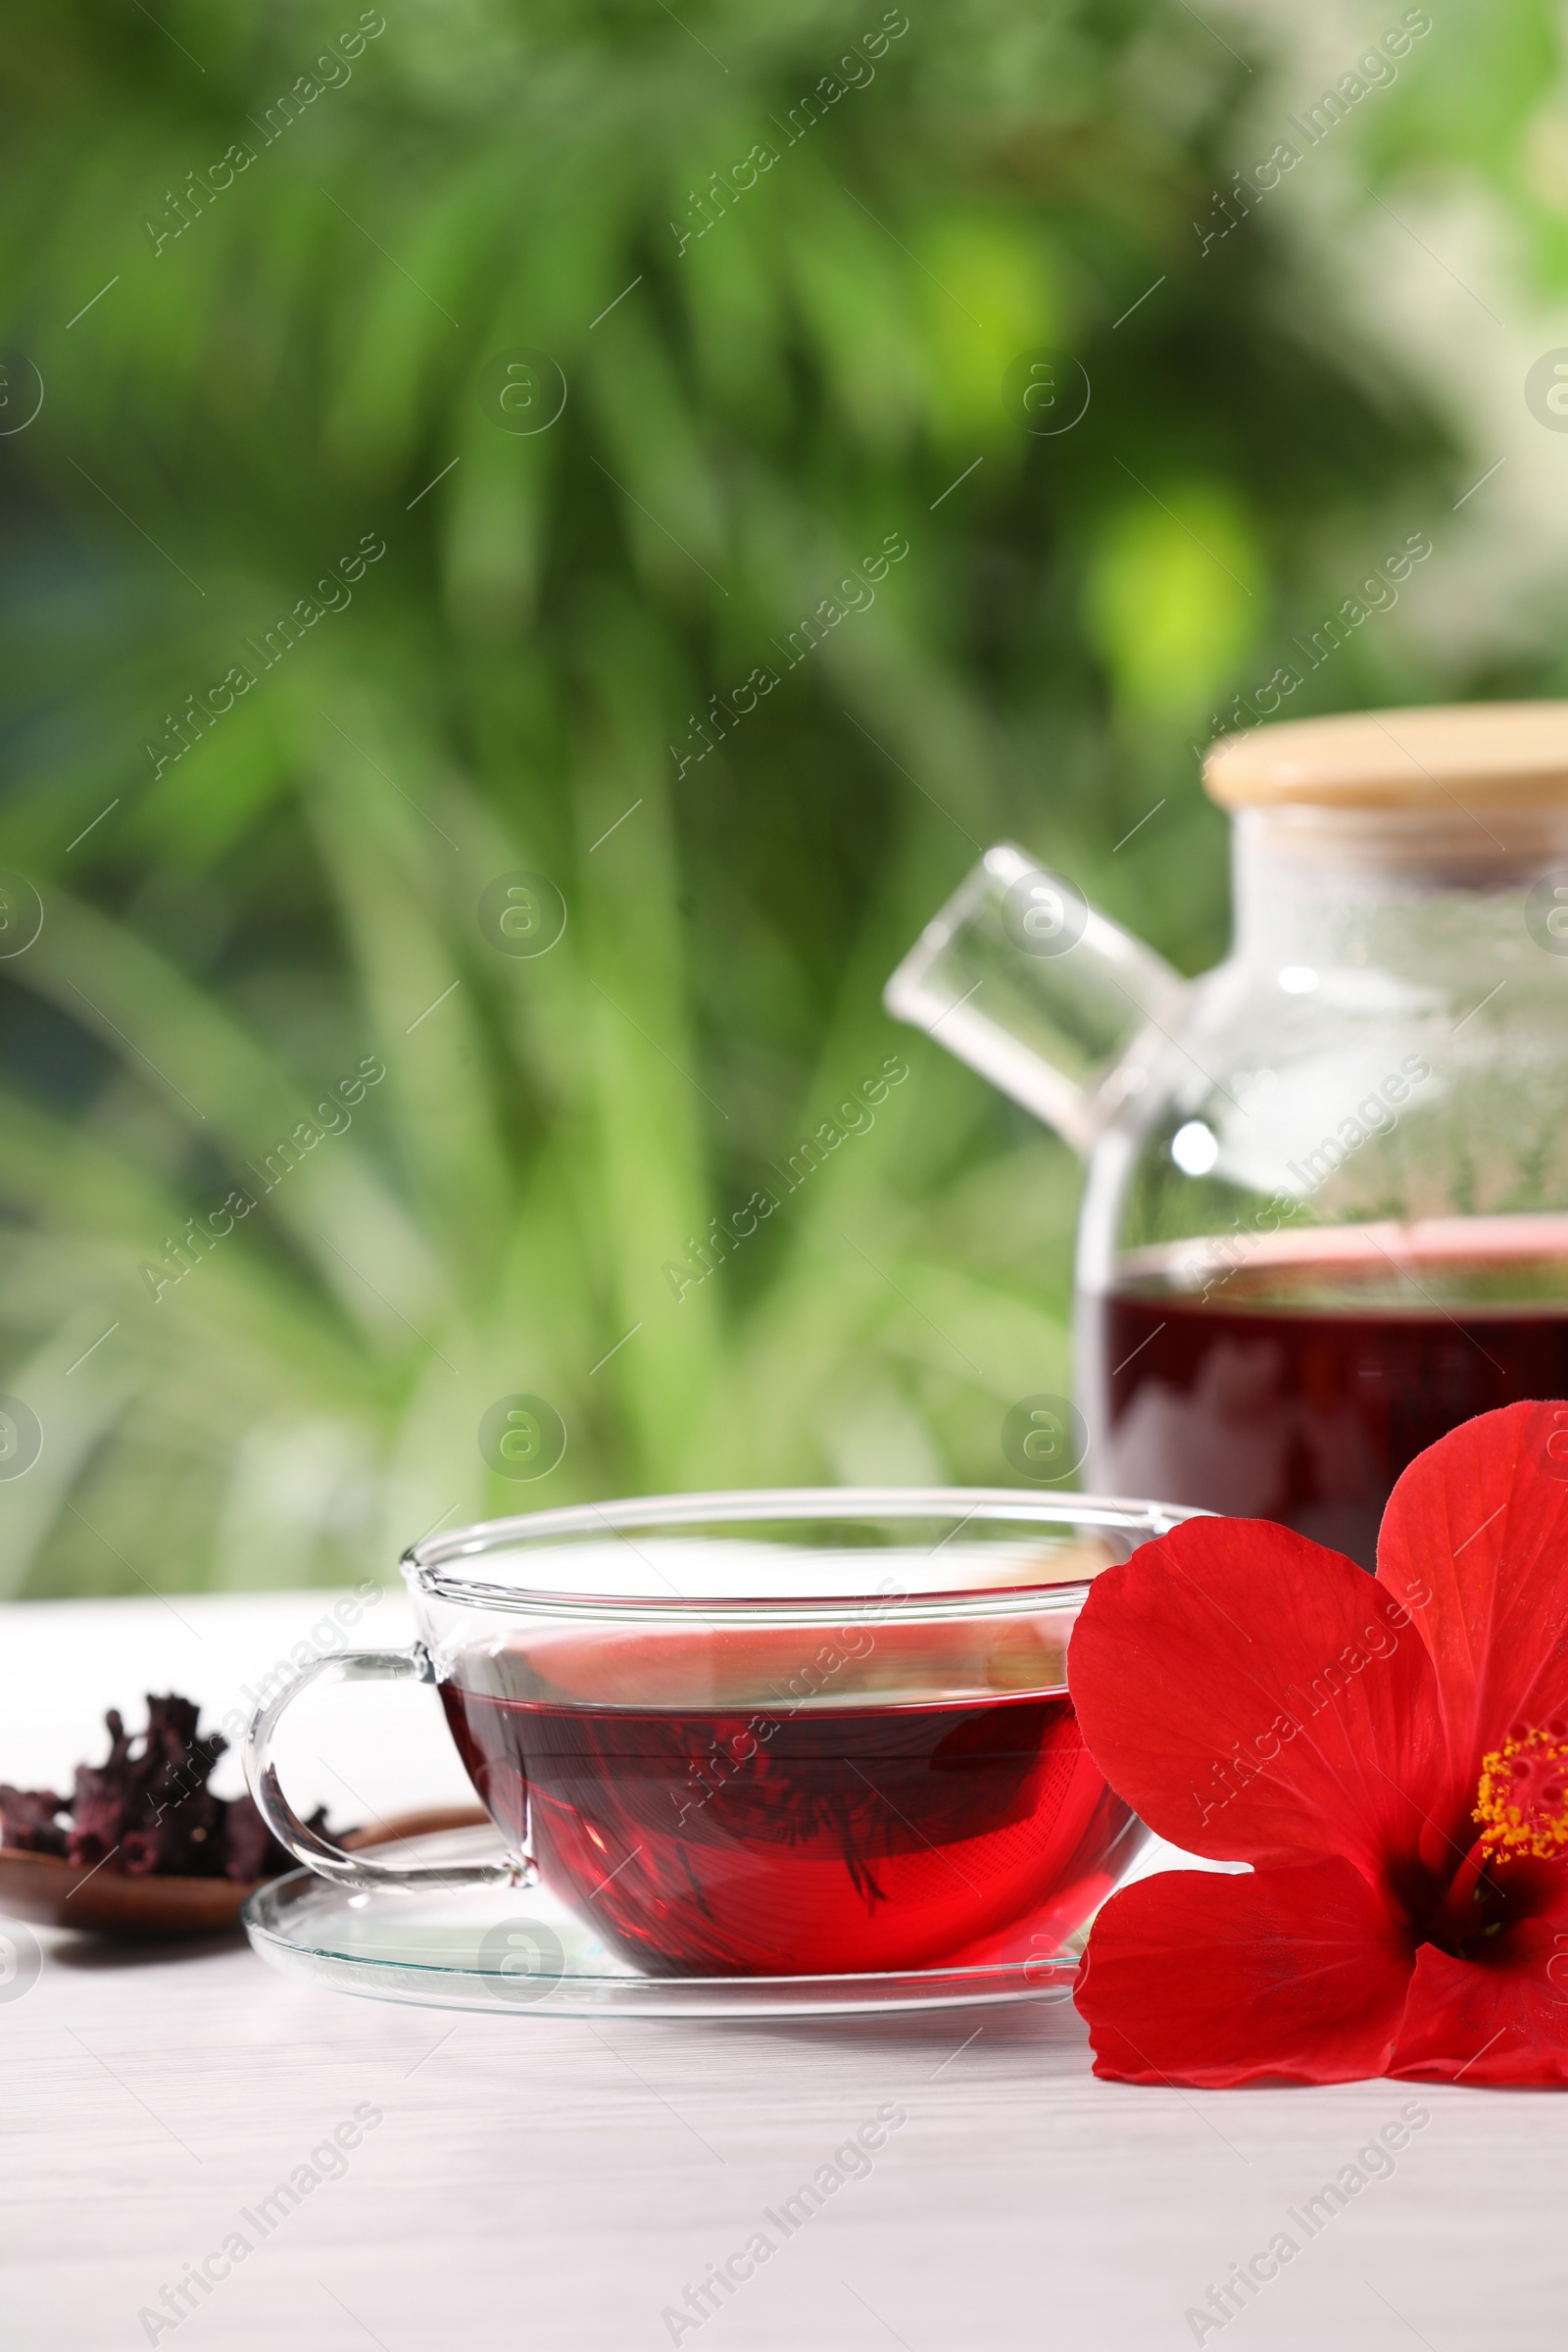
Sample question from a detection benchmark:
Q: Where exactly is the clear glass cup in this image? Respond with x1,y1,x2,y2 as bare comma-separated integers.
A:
246,1488,1194,1980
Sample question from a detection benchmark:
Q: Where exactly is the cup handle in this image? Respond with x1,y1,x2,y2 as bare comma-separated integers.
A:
244,1643,528,1891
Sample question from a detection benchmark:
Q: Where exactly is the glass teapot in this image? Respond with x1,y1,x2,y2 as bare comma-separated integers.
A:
886,704,1568,1566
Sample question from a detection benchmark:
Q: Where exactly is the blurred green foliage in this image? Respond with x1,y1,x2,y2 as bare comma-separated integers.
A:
0,0,1553,1592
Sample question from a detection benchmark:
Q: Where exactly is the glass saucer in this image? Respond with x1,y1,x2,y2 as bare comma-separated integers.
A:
243,1825,1078,2018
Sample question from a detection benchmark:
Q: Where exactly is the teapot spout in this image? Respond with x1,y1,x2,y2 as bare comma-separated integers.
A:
884,846,1188,1156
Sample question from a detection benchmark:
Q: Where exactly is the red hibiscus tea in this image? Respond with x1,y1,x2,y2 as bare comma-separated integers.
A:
439,1613,1137,1977
1094,1217,1568,1570
252,1499,1194,1962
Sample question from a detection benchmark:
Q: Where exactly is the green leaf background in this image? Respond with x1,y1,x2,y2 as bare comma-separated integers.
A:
0,0,1557,1594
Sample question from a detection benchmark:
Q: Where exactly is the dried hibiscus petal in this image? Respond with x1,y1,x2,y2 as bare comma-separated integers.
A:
1,1693,346,1882
221,1790,329,1884
0,1784,70,1856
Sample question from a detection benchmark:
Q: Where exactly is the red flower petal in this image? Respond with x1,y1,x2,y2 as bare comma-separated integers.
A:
1389,1906,1568,2085
1075,1859,1412,2085
1068,1517,1440,1874
1378,1402,1568,1789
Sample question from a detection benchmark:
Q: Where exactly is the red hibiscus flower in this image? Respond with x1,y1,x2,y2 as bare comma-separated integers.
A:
1070,1399,1568,2086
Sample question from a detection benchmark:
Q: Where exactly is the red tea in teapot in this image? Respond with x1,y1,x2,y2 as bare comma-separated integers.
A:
1095,1215,1568,1568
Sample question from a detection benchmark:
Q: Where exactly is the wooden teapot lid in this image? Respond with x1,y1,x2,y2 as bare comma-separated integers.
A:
1203,703,1568,810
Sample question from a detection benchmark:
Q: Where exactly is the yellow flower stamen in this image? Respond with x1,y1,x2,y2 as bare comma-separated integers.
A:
1474,1727,1568,1864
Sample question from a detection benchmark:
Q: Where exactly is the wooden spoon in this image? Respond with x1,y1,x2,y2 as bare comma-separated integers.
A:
0,1805,490,1937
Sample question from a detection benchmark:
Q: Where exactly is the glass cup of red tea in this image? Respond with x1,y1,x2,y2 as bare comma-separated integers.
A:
246,1491,1196,1979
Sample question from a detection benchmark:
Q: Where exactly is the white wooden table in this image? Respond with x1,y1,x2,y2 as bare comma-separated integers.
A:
2,1591,1563,2351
